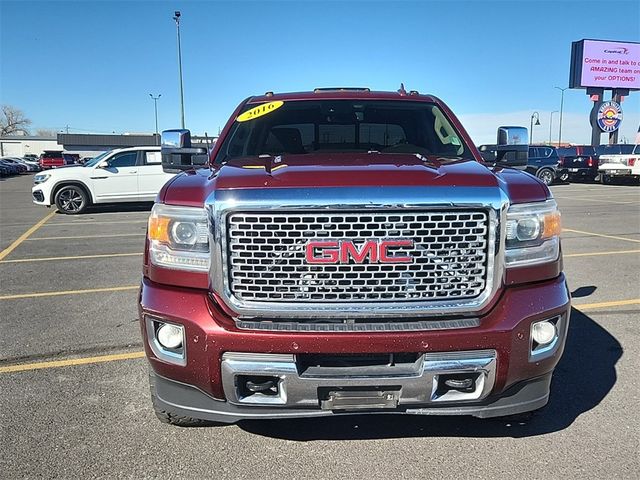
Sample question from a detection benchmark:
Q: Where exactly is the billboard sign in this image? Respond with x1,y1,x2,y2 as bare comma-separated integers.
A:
570,39,640,90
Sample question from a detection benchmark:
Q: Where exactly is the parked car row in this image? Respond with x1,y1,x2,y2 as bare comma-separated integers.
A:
479,144,639,185
0,156,42,176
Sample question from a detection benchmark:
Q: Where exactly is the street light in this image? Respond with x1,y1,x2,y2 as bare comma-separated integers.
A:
149,94,161,135
549,110,559,145
530,112,541,143
173,11,185,128
555,86,569,146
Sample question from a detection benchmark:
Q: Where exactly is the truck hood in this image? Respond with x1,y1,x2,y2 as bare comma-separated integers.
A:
213,153,498,189
161,153,550,206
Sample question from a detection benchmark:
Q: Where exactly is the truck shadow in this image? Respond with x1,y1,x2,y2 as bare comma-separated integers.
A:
238,307,621,440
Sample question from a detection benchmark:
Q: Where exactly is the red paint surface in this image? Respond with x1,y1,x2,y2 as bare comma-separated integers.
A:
161,156,549,207
140,274,570,400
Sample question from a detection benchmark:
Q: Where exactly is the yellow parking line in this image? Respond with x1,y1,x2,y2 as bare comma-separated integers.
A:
0,351,146,374
0,252,142,264
574,298,640,311
563,228,640,244
0,210,57,261
565,249,640,258
0,285,138,300
26,233,144,241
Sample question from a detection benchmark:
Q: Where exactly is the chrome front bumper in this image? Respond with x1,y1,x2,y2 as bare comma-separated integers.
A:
221,350,497,408
150,349,556,422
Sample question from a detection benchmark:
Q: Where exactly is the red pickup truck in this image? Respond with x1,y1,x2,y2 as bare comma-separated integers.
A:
139,88,570,426
39,151,65,169
39,151,80,169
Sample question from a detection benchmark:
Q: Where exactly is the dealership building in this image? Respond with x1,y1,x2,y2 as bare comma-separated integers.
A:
1,132,215,158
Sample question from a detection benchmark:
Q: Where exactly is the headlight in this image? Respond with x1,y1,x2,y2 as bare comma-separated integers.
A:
505,199,561,267
33,174,50,184
147,204,210,272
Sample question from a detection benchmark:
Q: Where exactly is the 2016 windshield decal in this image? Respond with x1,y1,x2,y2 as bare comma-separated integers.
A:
236,101,284,122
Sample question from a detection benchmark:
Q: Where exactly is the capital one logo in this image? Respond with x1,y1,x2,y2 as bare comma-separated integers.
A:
305,239,414,264
604,48,629,55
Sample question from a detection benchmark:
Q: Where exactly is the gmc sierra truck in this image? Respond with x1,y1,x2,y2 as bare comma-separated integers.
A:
139,88,570,426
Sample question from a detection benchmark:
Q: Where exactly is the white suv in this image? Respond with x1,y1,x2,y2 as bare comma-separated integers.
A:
32,146,176,214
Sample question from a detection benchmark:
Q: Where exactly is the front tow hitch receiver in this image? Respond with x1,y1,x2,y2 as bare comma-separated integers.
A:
433,372,484,401
238,375,280,399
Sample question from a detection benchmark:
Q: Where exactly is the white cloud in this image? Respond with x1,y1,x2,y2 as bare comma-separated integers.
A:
459,110,640,146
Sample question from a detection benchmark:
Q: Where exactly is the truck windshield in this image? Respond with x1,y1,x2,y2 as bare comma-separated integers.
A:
214,100,471,163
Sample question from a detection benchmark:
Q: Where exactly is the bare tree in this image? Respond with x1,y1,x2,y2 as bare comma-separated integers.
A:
36,129,58,138
1,105,32,136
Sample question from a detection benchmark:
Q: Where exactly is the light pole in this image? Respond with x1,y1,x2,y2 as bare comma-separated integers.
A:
555,87,568,146
549,110,559,145
530,112,541,144
173,11,185,128
149,94,161,135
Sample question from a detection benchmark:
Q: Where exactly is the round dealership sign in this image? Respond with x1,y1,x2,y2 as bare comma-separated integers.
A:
597,101,623,132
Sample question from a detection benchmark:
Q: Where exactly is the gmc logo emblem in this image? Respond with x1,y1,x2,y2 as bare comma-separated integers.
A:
305,240,414,264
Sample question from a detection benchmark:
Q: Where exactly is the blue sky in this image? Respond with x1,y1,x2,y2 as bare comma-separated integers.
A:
1,0,639,144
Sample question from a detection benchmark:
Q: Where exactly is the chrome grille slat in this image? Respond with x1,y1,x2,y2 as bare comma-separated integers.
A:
226,210,489,303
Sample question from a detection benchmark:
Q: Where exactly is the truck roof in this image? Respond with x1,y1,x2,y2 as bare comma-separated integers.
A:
247,89,440,104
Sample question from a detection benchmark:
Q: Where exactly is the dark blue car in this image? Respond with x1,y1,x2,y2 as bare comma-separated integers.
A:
525,146,568,185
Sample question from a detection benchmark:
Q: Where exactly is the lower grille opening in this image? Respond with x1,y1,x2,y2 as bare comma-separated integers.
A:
234,317,480,332
298,353,421,378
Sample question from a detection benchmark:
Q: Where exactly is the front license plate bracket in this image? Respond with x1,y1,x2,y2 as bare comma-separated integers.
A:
320,388,400,410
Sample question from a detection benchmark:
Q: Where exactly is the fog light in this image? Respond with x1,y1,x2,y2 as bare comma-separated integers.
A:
532,320,556,345
156,323,183,349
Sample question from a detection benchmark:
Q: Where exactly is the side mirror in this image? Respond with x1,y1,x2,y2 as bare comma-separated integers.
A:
161,129,208,173
493,126,528,169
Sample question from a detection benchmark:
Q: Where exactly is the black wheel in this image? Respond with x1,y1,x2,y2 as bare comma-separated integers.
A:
559,171,570,183
536,169,554,186
54,185,88,214
149,370,223,427
601,174,613,185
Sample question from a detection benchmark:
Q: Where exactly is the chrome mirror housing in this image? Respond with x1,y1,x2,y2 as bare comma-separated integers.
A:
161,129,208,172
162,129,191,148
493,126,529,169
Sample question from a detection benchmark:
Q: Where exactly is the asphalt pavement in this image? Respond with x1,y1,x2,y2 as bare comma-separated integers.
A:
1,173,639,479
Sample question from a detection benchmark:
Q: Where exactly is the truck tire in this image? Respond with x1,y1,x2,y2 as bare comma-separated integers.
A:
601,174,613,185
536,169,554,186
149,370,224,427
54,184,89,214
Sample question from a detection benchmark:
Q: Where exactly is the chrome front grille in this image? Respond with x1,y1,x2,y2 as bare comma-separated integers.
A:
226,210,489,303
